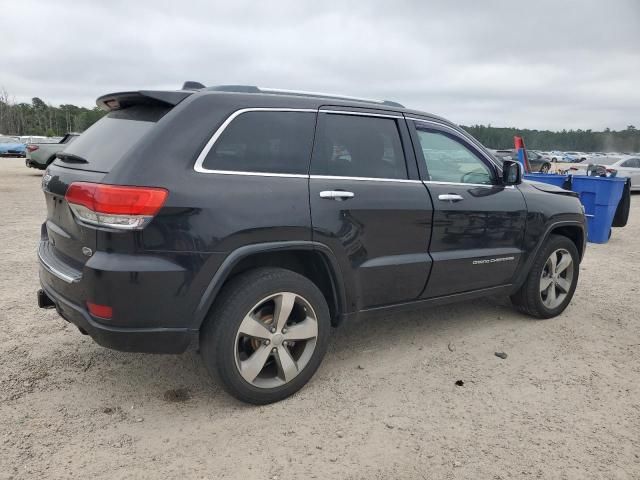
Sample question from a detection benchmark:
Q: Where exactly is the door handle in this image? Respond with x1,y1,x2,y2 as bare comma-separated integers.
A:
319,190,355,200
438,194,464,202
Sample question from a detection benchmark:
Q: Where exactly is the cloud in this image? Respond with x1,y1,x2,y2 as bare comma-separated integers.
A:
2,0,639,130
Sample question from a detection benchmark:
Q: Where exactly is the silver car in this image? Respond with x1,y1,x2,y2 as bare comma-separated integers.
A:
569,156,640,190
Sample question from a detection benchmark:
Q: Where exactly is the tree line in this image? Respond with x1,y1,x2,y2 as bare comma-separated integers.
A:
0,89,105,137
462,124,639,153
1,89,638,152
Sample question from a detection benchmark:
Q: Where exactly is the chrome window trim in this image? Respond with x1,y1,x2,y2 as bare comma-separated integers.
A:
310,174,421,183
405,116,503,169
193,107,412,180
320,109,402,119
423,180,515,189
194,170,308,179
193,108,317,174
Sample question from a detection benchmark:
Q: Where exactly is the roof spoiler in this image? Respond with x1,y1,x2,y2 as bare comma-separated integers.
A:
96,90,193,111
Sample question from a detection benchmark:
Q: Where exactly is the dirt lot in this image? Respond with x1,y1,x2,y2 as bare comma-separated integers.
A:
1,157,638,479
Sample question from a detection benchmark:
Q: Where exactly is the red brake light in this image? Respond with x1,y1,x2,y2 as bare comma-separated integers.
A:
27,144,39,152
66,182,168,215
87,302,113,319
65,182,168,229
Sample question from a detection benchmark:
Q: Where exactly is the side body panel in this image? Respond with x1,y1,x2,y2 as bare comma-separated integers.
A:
406,118,528,297
309,108,434,311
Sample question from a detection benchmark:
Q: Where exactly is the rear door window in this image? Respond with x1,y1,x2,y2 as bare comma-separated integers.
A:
201,111,316,175
311,113,408,179
57,105,169,172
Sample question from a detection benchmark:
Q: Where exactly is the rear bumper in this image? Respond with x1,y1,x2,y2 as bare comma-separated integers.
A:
39,283,195,353
25,158,45,169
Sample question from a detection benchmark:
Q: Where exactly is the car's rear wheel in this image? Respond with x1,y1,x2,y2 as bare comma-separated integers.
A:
540,163,550,173
510,234,580,318
200,267,330,404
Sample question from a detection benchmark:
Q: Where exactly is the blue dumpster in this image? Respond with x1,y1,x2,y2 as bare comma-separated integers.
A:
570,176,626,243
523,173,571,189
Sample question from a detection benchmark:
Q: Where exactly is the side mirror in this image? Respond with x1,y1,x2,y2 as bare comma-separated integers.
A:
502,160,522,185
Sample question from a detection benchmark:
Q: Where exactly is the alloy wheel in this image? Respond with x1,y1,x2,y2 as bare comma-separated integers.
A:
539,248,574,309
234,292,318,388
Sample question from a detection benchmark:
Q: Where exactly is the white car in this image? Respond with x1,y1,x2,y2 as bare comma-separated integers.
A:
566,156,640,190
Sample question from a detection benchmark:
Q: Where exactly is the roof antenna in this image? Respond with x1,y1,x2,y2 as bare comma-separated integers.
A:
182,81,206,90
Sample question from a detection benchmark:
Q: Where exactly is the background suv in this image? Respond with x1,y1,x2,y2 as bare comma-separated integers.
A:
37,84,586,404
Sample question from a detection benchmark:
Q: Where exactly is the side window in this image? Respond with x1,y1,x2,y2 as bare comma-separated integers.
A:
311,113,408,179
415,129,494,185
202,111,316,174
622,158,640,168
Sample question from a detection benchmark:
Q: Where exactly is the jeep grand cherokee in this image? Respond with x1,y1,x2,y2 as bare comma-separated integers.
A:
37,83,586,404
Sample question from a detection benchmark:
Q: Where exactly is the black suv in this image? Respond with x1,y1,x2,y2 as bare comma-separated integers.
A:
37,84,586,404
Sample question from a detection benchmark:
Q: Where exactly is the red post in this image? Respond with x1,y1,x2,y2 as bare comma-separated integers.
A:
514,136,531,173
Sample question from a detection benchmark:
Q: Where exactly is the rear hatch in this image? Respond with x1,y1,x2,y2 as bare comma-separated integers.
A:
40,98,177,281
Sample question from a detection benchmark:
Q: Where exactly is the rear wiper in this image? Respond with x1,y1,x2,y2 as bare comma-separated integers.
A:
56,152,88,164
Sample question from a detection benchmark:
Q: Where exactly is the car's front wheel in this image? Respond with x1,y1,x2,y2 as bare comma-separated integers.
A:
510,234,580,318
200,267,331,404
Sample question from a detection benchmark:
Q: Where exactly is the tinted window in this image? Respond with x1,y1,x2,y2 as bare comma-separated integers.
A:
311,113,407,179
202,111,316,174
58,105,169,172
416,129,493,185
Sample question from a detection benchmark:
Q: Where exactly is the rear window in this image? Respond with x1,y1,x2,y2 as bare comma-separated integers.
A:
201,111,316,175
56,105,168,172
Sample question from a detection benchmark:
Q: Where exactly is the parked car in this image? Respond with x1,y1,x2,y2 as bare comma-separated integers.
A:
37,83,586,404
563,151,588,162
491,149,551,173
19,135,49,144
566,156,640,190
25,133,80,169
0,136,26,157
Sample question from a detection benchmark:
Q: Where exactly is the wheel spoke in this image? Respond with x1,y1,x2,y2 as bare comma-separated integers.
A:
555,253,572,275
546,283,557,306
274,293,296,332
547,252,557,273
238,313,271,339
556,277,571,293
238,344,272,383
540,275,553,291
283,317,317,341
275,345,298,382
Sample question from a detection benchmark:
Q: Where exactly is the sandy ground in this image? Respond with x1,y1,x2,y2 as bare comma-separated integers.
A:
0,157,639,480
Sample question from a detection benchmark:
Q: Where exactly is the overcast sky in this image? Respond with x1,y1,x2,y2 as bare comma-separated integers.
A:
2,0,639,130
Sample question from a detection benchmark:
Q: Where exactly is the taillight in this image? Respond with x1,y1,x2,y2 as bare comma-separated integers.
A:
65,182,168,230
27,144,39,152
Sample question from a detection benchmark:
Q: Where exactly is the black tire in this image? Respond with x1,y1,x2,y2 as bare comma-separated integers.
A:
539,163,551,173
510,234,580,319
612,178,631,228
200,267,331,404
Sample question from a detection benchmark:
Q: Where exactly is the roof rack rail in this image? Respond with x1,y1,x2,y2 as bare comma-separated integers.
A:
203,84,404,108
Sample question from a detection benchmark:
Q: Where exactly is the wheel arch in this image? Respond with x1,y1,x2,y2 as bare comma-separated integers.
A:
550,224,586,259
194,242,349,329
512,220,586,291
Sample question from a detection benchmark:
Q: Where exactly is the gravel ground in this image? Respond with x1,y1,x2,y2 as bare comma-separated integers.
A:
1,158,639,479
